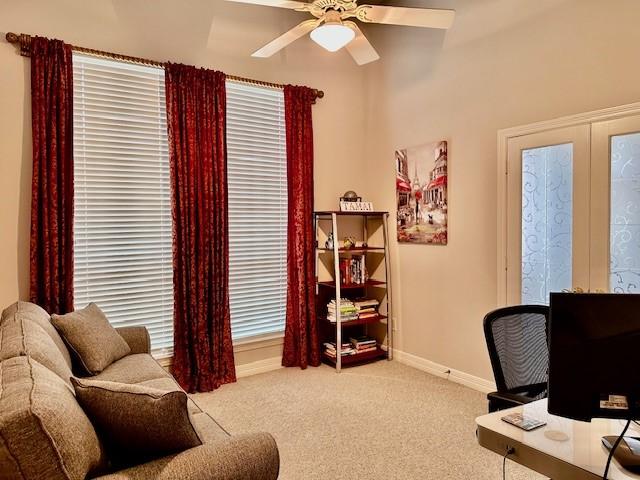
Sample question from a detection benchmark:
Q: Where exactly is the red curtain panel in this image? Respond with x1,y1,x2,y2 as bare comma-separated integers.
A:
29,37,74,314
282,86,320,369
165,63,236,393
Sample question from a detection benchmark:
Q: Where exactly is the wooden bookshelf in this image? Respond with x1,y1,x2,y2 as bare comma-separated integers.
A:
314,210,393,372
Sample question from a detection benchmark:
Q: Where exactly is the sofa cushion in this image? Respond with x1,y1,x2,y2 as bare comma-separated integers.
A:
136,377,202,415
51,303,130,375
72,378,202,467
0,318,74,387
190,411,231,444
94,353,169,384
1,301,72,369
0,356,106,480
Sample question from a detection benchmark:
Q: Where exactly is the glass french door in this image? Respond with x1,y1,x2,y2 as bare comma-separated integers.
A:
506,114,640,304
591,116,640,293
506,125,591,305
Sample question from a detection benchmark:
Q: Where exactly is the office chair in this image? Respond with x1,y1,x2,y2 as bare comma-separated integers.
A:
483,305,549,412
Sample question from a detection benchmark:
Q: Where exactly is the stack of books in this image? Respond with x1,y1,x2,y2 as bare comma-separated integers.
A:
327,298,358,322
323,342,357,358
350,335,378,354
339,256,367,285
353,298,379,319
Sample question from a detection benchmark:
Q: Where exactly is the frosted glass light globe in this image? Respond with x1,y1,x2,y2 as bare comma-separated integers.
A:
310,23,355,52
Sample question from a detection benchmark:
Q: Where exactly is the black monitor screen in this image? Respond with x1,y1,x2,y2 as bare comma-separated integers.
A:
548,292,640,421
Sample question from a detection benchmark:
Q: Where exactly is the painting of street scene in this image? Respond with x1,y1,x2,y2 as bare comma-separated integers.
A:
395,140,448,244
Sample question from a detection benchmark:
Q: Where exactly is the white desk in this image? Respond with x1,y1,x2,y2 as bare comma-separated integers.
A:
476,400,640,479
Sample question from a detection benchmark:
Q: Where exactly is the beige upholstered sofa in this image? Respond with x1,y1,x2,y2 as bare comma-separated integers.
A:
0,301,280,480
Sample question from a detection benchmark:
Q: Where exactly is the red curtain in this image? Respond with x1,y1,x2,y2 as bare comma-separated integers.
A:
282,86,320,369
165,63,236,393
29,37,74,314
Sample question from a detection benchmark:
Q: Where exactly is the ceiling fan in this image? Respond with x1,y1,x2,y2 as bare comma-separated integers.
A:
225,0,455,65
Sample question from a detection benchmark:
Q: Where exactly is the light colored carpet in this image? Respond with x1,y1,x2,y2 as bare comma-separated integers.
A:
192,361,547,480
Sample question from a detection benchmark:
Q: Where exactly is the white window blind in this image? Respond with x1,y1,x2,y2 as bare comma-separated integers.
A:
72,53,174,357
226,81,288,340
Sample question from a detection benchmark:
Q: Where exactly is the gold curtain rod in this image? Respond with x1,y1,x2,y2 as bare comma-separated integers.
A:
5,32,324,102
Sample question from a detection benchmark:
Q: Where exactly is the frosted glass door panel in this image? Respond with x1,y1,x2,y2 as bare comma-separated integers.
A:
610,132,640,293
521,144,573,304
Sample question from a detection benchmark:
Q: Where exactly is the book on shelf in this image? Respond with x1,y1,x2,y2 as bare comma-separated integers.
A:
326,297,381,322
354,346,377,354
326,297,358,322
323,342,357,357
349,335,378,350
339,256,367,285
357,307,377,313
353,299,379,309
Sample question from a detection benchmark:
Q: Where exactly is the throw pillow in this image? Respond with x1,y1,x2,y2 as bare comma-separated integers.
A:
71,377,202,466
51,303,130,375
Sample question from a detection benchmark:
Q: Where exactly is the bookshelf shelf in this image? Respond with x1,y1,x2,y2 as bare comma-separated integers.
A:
321,347,388,367
314,210,393,372
314,211,389,217
317,279,386,289
316,246,385,253
320,314,388,328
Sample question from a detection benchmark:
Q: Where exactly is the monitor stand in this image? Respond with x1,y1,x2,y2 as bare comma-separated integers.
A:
602,436,640,473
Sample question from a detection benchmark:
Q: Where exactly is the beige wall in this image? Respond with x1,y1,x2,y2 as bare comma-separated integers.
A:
362,0,640,381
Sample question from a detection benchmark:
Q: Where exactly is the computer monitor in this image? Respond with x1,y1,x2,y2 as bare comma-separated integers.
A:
548,292,640,422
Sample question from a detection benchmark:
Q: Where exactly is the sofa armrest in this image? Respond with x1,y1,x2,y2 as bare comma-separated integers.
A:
92,433,279,480
115,326,151,355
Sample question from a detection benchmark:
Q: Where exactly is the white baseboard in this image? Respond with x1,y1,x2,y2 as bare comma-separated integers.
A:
393,349,496,394
236,356,283,378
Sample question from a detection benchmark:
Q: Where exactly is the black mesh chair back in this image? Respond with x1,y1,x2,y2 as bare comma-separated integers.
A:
483,305,549,412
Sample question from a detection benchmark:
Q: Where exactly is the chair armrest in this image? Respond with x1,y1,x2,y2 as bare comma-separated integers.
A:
92,433,279,480
115,326,151,355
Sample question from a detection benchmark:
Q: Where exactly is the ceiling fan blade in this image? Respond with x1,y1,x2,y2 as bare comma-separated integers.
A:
356,5,455,29
225,0,308,9
344,22,379,66
252,19,320,57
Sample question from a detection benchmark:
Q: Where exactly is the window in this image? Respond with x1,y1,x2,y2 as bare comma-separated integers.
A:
72,53,174,357
72,54,287,354
226,81,288,340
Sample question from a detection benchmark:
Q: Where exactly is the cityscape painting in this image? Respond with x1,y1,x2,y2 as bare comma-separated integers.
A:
395,140,448,244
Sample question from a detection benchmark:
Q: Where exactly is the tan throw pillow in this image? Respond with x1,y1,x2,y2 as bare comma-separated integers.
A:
71,378,202,467
51,303,130,375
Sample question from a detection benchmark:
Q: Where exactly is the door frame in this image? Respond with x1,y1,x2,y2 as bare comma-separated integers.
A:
497,102,640,306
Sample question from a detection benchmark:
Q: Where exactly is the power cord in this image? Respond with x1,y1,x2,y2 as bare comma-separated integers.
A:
503,446,515,480
603,419,631,480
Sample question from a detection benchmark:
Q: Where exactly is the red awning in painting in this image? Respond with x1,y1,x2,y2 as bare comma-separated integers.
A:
396,177,411,191
427,175,447,190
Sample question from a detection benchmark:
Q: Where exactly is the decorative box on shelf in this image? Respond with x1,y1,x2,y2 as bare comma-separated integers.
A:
339,201,374,212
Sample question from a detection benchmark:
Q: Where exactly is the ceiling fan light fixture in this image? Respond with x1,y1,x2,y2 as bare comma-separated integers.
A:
310,21,355,52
